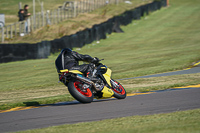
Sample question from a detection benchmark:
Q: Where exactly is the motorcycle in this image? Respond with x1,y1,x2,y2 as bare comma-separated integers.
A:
55,54,126,103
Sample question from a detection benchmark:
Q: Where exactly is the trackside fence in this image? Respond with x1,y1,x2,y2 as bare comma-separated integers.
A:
0,0,123,43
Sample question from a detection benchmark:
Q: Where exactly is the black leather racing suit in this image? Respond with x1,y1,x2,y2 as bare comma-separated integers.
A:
64,50,95,76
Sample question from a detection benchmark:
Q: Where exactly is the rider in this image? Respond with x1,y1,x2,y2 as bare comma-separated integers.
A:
56,48,99,79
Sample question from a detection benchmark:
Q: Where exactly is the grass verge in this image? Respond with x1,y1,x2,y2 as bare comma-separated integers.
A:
16,109,200,133
0,73,199,111
120,73,200,93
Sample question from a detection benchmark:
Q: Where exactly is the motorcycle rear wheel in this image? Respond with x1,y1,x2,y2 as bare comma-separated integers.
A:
68,81,94,103
111,79,126,99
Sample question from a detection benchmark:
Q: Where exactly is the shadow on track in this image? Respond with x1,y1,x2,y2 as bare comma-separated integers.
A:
24,98,117,107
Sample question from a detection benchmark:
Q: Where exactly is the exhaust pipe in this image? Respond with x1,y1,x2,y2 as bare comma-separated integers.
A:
76,75,100,91
76,75,93,84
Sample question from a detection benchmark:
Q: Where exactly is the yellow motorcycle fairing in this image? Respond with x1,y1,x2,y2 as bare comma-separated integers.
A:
100,68,114,97
60,69,83,74
101,86,114,98
102,68,112,87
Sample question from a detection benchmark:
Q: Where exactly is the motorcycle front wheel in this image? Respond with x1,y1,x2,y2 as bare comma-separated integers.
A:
111,79,126,99
68,81,94,103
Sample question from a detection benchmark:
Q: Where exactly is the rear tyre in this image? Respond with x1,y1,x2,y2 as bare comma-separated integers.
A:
111,79,126,99
68,81,94,103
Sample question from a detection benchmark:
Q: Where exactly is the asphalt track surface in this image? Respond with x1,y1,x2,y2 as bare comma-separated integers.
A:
0,64,200,132
0,87,200,132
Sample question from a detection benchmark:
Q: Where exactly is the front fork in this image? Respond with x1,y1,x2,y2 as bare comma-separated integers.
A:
110,79,121,92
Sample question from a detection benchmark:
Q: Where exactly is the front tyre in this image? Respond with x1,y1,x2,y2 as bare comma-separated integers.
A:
68,81,94,103
111,79,126,99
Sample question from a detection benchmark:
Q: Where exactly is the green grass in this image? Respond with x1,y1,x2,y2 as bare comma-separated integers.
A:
0,0,200,110
79,0,200,79
17,109,200,133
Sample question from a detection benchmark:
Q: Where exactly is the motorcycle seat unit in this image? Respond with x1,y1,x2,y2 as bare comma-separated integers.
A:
55,48,72,73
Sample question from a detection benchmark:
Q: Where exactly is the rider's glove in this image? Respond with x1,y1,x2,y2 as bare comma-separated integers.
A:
92,57,99,64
